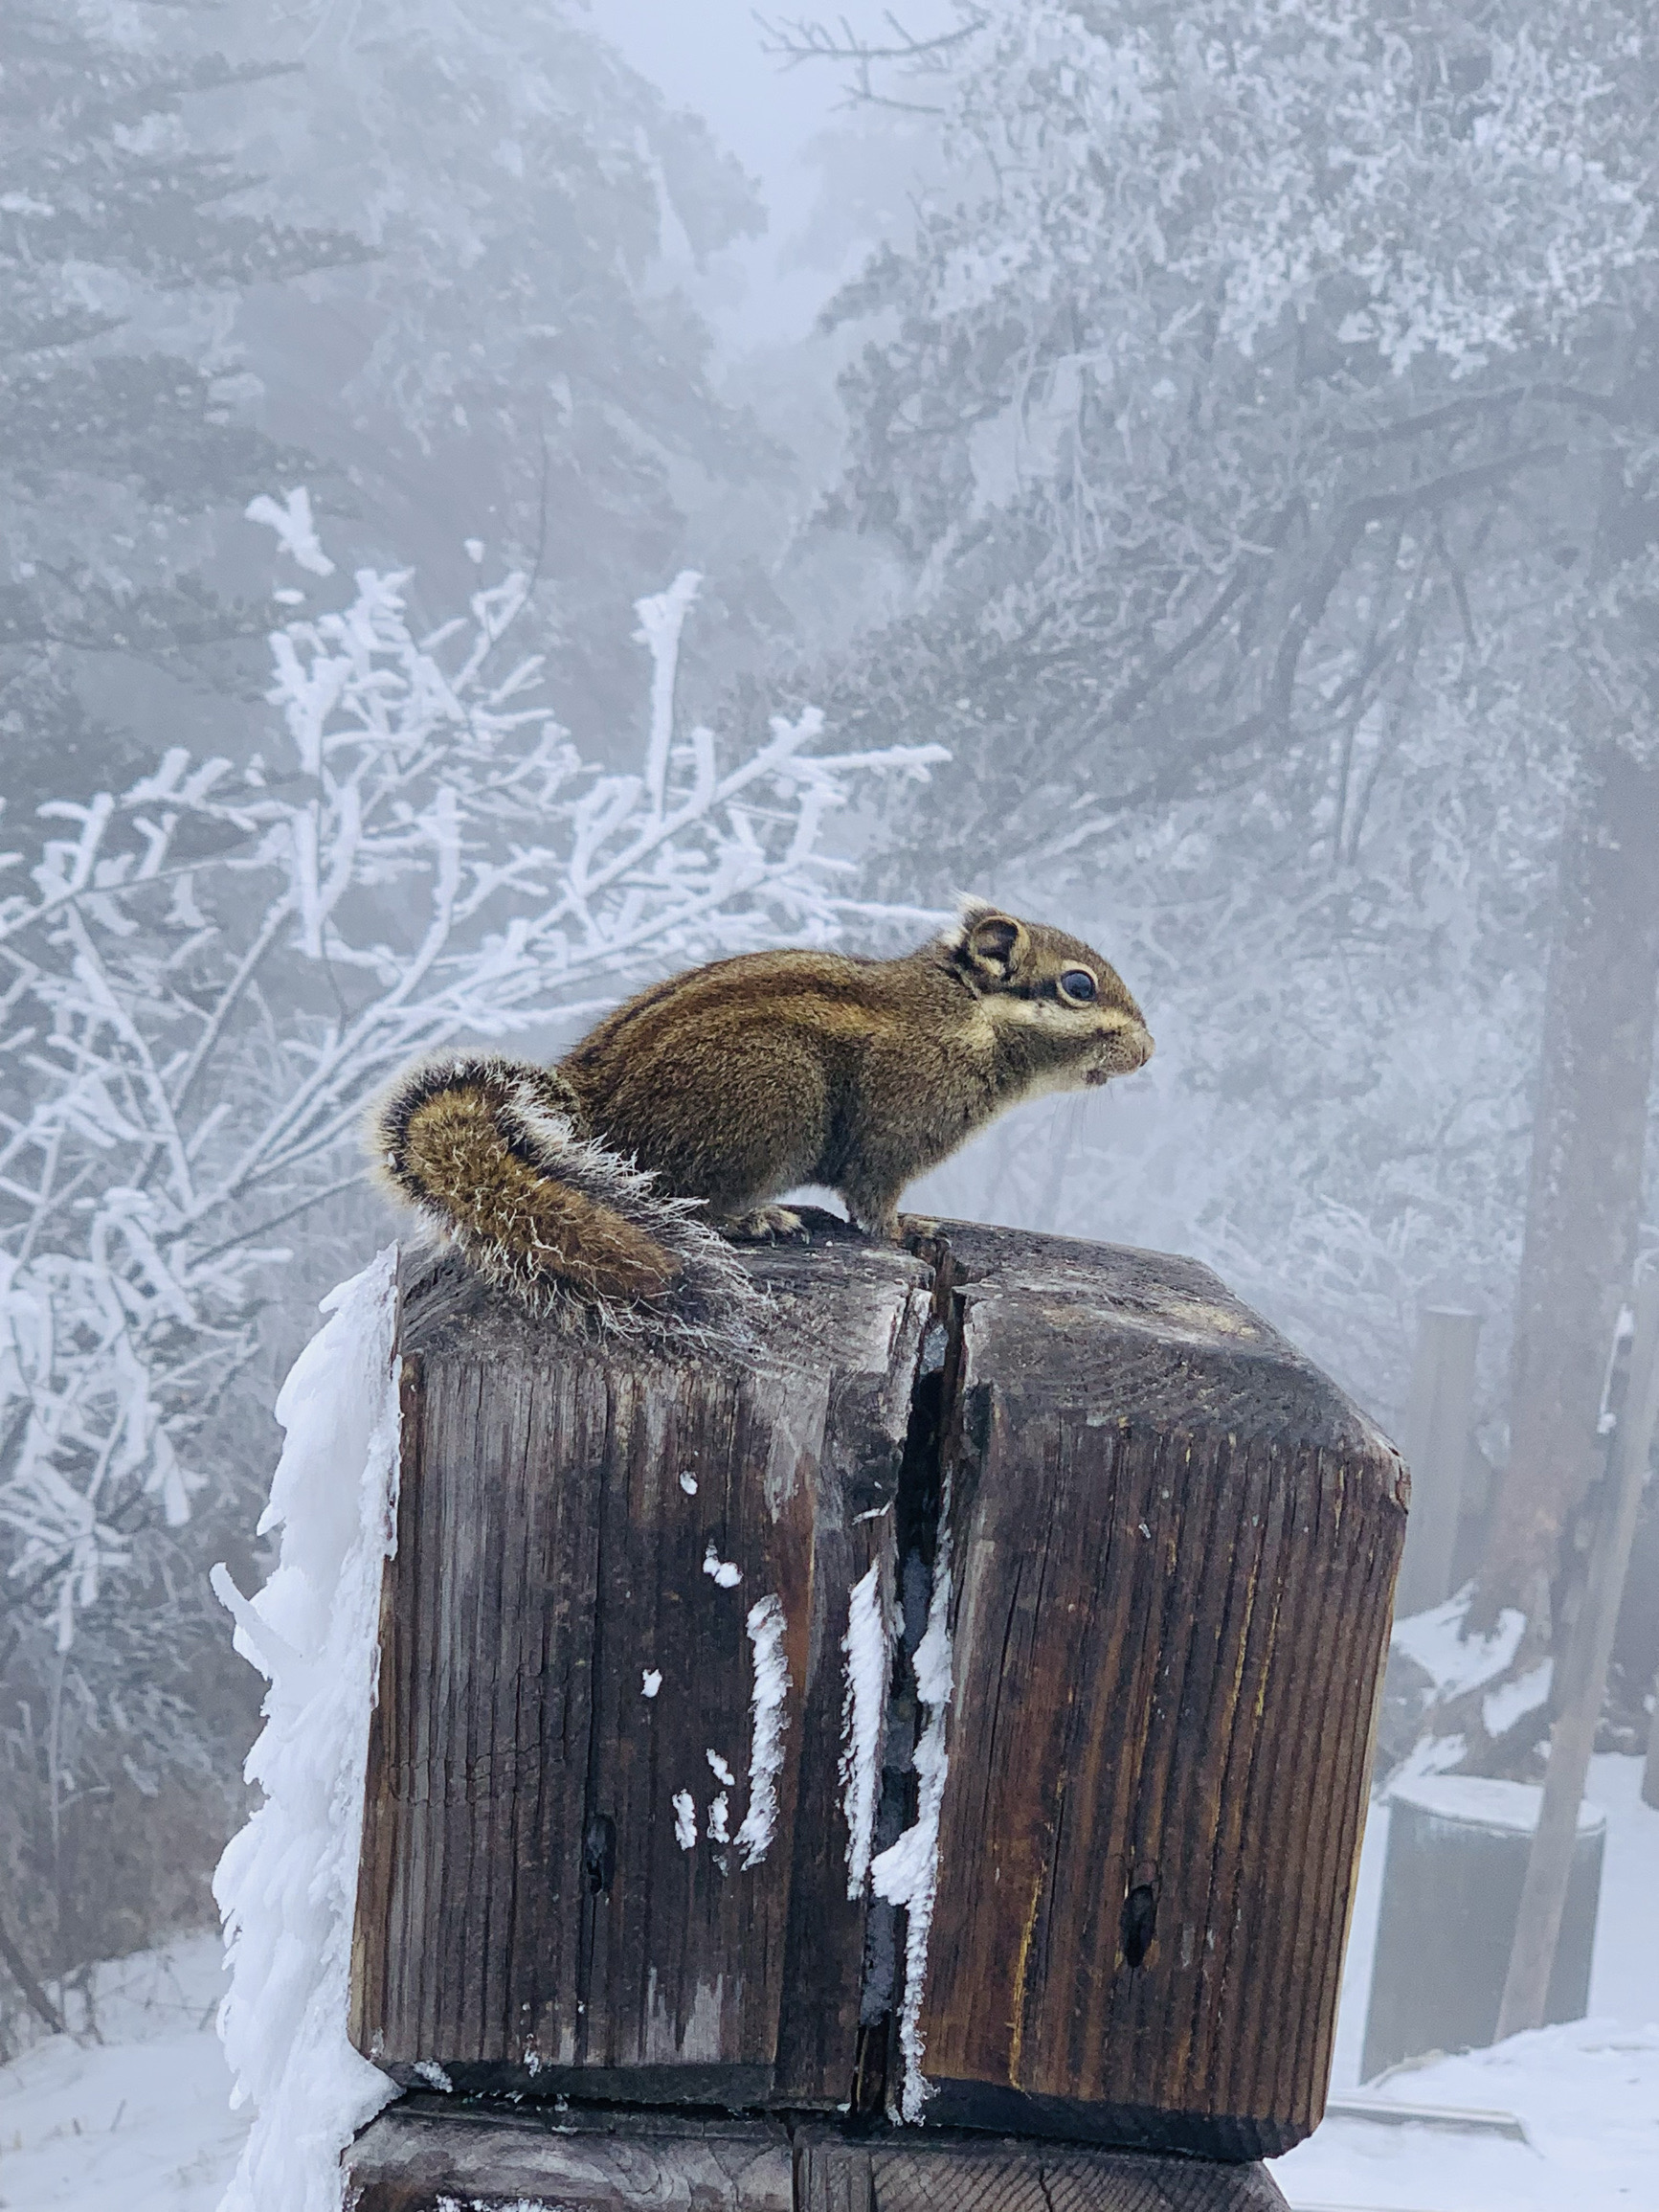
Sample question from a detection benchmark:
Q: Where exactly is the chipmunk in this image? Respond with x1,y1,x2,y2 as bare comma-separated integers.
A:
368,901,1152,1343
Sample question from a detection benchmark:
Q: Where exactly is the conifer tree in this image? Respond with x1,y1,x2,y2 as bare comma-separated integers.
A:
0,2,361,803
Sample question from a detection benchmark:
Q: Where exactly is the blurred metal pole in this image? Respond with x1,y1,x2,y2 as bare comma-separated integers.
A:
1496,1264,1659,2040
1643,1662,1659,1811
1395,1306,1481,1617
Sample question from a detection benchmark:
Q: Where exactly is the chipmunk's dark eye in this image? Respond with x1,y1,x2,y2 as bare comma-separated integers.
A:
1059,968,1098,1004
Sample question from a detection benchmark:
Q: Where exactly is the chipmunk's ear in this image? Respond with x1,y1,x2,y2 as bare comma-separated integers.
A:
943,897,1027,981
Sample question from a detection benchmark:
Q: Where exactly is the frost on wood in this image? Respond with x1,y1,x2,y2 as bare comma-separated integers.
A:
672,1791,697,1851
703,1541,743,1589
871,1495,953,2123
840,1562,890,1900
735,1593,791,1870
210,1248,401,2212
0,491,946,1650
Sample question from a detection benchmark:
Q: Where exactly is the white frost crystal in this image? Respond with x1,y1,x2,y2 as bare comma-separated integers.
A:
673,1790,698,1850
735,1593,791,1868
840,1562,889,1899
210,1249,402,2212
703,1540,743,1588
871,1499,954,2122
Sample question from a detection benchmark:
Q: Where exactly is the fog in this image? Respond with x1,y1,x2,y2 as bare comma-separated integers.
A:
0,3,1653,2203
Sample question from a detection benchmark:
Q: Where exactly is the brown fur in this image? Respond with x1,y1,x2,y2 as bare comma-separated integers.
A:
367,904,1152,1333
400,1090,681,1300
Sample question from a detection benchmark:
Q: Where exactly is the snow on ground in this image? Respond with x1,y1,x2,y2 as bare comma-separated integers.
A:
1270,2020,1659,2210
0,1933,249,2212
1271,1750,1659,2210
1391,1591,1527,1703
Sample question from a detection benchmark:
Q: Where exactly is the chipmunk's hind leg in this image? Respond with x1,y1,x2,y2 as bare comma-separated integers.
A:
837,1175,907,1243
716,1202,813,1244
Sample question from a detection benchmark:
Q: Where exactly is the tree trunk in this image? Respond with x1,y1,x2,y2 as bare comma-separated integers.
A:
1472,738,1659,1631
1495,1264,1659,2038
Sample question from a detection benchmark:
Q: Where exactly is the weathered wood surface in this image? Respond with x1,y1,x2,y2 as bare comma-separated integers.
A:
791,2123,1290,2210
344,2099,793,2209
350,1216,1404,2160
352,1227,930,2107
343,2101,1290,2210
906,1225,1406,2156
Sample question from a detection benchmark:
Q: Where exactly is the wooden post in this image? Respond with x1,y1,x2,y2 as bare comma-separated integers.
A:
345,1218,1404,2204
1495,1265,1659,2039
346,2099,1296,2208
1395,1306,1481,1618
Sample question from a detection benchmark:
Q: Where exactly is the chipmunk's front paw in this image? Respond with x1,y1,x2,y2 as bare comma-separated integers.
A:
897,1212,941,1241
720,1204,810,1245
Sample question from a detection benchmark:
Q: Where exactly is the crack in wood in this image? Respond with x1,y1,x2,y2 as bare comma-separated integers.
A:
349,1221,1401,2174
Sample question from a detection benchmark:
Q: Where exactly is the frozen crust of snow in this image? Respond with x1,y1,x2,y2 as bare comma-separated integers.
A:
870,1498,954,2122
1272,2018,1659,2211
840,1561,889,1900
210,1247,402,2212
1483,1657,1552,1738
0,1933,249,2212
1390,1772,1604,1836
1392,1585,1526,1699
735,1593,790,1868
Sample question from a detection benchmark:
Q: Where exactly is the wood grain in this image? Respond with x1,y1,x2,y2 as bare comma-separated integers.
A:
344,2097,793,2209
342,2103,1289,2211
793,2124,1291,2210
349,1217,1403,2160
351,1227,930,2106
907,1225,1406,2157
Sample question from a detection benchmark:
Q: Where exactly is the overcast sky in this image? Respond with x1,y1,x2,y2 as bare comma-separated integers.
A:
598,0,955,345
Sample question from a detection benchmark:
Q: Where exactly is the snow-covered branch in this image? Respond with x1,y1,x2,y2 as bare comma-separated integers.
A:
0,508,947,1646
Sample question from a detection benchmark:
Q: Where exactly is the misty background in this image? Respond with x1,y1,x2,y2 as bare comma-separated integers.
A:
0,0,1654,2105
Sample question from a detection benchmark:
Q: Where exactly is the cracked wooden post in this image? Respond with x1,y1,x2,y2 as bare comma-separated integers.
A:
345,1217,1406,2210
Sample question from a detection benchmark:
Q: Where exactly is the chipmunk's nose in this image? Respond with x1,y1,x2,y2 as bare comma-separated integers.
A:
1121,1022,1155,1069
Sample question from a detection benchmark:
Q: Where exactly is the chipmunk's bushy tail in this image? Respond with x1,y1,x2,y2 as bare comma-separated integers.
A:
366,1053,757,1346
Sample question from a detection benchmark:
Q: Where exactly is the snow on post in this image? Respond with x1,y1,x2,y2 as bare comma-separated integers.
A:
870,1495,954,2122
211,1247,402,2212
840,1561,890,1900
735,1592,792,1869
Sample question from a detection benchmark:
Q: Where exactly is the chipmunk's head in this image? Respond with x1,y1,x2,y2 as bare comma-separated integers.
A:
938,899,1154,1093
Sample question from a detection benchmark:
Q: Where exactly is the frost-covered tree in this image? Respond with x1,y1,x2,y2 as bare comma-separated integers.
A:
781,0,1658,1643
0,496,941,1991
200,0,791,737
0,1,362,809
